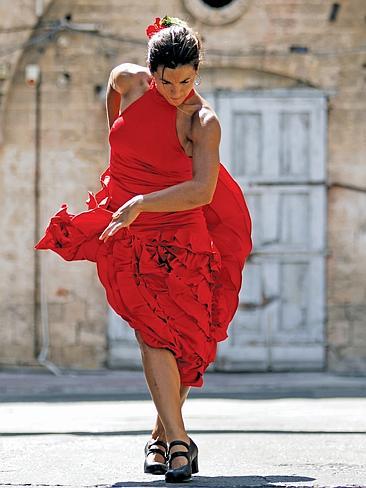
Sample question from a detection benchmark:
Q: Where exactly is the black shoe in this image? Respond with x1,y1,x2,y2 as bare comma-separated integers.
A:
144,438,168,474
165,437,199,483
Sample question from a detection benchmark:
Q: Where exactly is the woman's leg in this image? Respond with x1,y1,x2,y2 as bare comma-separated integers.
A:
151,384,191,441
148,385,191,463
135,330,191,469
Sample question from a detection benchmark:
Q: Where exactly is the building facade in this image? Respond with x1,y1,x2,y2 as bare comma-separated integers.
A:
0,0,365,373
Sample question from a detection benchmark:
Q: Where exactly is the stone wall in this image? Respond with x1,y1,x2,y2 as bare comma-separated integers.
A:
0,0,365,372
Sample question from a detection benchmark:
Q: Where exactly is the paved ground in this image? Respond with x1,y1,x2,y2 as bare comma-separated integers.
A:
0,368,366,487
1,367,366,401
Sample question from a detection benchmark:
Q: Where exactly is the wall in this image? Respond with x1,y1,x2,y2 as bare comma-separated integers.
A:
0,0,365,372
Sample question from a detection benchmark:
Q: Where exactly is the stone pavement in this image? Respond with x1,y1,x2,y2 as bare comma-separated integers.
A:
0,368,366,487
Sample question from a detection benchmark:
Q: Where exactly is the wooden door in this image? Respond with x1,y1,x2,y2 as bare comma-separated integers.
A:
213,89,327,371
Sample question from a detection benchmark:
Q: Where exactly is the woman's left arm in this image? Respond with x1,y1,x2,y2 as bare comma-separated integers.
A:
99,110,221,242
141,111,221,210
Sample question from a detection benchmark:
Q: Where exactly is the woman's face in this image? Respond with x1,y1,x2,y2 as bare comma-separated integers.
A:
153,64,197,106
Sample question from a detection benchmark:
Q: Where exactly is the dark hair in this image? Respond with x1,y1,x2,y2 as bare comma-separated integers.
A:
147,24,202,74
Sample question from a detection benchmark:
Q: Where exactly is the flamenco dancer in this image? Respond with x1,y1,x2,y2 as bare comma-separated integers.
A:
35,15,252,483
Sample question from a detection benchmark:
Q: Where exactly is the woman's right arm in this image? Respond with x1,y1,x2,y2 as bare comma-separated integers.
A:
106,63,151,130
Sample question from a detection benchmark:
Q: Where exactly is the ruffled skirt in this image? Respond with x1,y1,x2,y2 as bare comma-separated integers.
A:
35,163,252,387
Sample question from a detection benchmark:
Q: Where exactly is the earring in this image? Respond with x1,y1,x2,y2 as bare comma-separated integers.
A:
194,74,201,86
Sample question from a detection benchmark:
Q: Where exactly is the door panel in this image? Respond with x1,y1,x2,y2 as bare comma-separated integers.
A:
245,185,326,253
215,89,327,371
219,92,326,184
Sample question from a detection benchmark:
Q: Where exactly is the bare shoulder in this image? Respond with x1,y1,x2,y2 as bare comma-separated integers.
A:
108,63,151,95
191,94,221,141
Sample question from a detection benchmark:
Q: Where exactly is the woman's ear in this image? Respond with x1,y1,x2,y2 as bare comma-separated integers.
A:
194,71,201,86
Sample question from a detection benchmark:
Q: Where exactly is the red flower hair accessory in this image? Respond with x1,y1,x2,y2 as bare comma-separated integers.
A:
146,15,187,39
146,17,166,39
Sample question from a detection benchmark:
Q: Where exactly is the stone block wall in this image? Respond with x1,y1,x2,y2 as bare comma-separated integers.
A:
0,0,365,372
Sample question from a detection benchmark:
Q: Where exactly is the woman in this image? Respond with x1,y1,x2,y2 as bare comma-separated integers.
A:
35,15,252,483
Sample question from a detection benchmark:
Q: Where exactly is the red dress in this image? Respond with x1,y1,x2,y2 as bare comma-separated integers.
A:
34,80,252,387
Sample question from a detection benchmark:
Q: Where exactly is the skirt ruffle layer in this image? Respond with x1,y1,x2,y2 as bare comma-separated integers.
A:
35,163,252,387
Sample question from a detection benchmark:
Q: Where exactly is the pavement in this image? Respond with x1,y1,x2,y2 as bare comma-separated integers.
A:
1,367,366,402
1,368,366,488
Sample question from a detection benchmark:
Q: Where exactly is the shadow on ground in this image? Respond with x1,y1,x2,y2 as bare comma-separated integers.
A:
111,474,315,487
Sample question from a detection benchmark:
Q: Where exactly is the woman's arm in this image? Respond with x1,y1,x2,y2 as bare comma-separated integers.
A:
106,80,121,130
106,63,151,130
136,109,221,211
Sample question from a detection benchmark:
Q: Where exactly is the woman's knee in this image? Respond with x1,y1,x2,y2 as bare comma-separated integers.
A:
134,329,151,354
134,329,144,346
134,330,173,358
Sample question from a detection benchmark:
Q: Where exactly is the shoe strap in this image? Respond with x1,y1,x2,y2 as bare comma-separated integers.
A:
147,447,167,459
169,451,190,462
149,439,167,449
168,439,190,452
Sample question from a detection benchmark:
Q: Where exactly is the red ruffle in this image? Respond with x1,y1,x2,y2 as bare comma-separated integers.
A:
203,164,252,341
35,163,252,387
34,166,112,262
96,225,221,387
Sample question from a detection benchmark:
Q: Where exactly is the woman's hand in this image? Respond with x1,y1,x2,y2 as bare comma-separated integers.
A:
99,195,144,243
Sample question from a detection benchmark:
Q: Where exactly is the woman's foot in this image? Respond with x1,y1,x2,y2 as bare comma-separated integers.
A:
144,436,168,475
165,437,199,483
146,436,167,463
167,435,190,469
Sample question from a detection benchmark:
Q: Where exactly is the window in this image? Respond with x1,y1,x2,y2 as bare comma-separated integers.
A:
183,0,249,25
201,0,234,7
